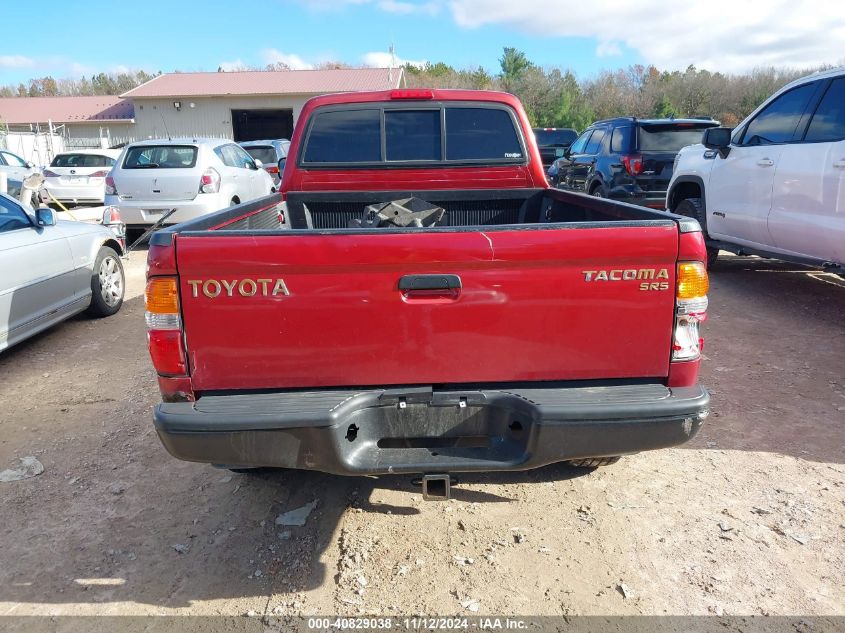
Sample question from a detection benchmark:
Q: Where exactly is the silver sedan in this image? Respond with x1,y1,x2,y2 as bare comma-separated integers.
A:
0,192,126,352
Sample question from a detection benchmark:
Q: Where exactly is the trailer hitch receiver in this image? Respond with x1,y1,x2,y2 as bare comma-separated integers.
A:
420,474,452,501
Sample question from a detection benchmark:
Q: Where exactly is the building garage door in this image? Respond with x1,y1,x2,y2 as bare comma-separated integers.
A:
232,109,294,142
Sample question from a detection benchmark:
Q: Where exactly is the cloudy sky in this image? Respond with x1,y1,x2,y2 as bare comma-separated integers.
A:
1,0,843,82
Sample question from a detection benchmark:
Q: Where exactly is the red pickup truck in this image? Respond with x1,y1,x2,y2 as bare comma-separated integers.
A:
145,89,710,495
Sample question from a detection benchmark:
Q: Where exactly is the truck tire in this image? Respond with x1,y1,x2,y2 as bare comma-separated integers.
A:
674,197,719,269
86,246,125,317
567,456,621,468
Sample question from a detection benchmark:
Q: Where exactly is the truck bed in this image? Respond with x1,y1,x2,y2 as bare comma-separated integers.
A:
173,187,681,233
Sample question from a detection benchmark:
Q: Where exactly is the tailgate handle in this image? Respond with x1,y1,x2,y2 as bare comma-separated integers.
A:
398,274,462,291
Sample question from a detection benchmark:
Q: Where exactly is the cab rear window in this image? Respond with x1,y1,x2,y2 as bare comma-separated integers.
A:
51,153,115,168
123,145,198,169
445,108,522,161
303,110,381,163
637,125,714,152
302,104,524,165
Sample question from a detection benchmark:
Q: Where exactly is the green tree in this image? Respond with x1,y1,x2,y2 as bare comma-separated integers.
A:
652,95,678,118
499,48,532,84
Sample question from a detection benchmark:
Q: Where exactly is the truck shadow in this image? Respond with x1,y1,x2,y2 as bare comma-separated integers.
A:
687,254,845,465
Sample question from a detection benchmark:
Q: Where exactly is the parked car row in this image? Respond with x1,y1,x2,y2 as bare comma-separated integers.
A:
543,67,844,273
1,138,290,240
548,117,719,208
103,138,276,236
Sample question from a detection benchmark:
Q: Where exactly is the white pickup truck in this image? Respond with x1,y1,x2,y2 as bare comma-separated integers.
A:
667,67,845,272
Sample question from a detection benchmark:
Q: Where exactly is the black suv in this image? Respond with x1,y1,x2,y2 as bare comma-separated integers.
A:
548,117,718,208
533,127,578,168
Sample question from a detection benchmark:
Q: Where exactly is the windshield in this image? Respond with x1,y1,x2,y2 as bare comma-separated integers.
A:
242,146,277,165
123,145,198,169
637,124,714,152
534,129,578,147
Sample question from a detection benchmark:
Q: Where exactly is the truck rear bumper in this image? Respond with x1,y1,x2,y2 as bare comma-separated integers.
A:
153,383,709,475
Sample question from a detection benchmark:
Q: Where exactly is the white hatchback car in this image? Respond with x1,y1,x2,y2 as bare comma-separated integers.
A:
105,138,275,235
42,149,122,205
668,66,845,271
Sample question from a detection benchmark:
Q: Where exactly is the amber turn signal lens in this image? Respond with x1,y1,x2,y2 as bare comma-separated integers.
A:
677,262,709,299
145,277,179,314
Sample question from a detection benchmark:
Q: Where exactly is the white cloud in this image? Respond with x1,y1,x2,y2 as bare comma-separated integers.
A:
596,41,622,58
447,0,845,72
362,51,426,68
68,62,96,76
0,55,36,68
261,49,314,70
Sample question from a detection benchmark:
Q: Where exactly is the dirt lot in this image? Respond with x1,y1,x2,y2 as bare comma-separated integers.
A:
1,251,844,619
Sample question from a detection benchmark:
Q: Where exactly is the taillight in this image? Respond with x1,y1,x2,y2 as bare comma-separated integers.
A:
266,165,279,174
101,206,125,244
43,169,59,178
145,277,180,329
622,155,644,176
89,170,109,178
105,175,118,196
148,330,187,376
200,167,220,193
672,262,709,361
145,276,187,376
102,206,122,225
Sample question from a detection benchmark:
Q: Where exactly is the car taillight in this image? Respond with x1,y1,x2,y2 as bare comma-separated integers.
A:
145,276,187,376
43,169,59,178
622,155,644,176
266,165,279,174
672,262,709,361
200,167,220,194
105,175,118,195
102,206,121,225
90,170,109,178
101,206,126,246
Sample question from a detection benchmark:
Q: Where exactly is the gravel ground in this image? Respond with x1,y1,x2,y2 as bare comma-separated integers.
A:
1,251,843,619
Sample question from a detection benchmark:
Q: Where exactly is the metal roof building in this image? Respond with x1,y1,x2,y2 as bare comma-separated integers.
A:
0,95,136,160
0,95,134,127
0,68,404,159
121,67,404,142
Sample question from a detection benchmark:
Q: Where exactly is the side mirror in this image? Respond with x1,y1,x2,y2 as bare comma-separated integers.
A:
278,158,287,174
36,207,56,227
26,161,36,169
253,159,263,169
702,127,733,157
